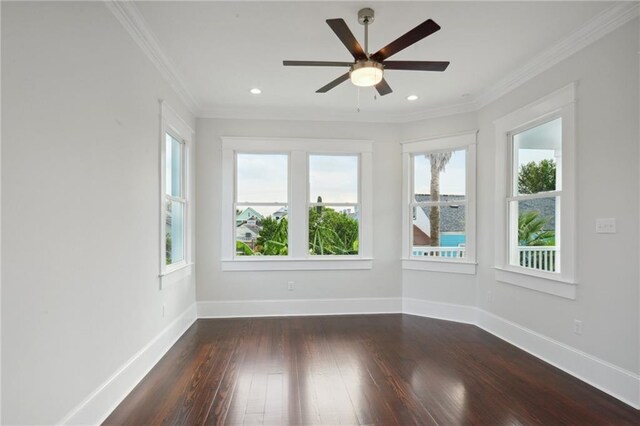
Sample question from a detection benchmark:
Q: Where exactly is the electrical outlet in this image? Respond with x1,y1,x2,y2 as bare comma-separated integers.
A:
573,319,583,335
287,281,295,291
596,218,616,234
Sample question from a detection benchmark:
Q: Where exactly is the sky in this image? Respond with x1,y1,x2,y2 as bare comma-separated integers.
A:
414,149,466,195
236,153,358,217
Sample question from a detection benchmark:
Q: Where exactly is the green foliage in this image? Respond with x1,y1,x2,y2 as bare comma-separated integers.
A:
518,159,556,194
165,233,171,265
256,216,288,255
236,240,255,256
518,210,555,246
308,207,359,255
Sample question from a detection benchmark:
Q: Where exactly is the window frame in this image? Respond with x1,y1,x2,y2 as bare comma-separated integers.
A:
159,101,194,287
494,83,577,299
401,131,477,275
221,137,373,271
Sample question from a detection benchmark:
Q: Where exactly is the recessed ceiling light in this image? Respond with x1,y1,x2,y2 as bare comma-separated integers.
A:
250,88,262,95
407,95,419,101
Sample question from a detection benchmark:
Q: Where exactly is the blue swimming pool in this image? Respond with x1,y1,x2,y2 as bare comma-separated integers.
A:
440,234,466,247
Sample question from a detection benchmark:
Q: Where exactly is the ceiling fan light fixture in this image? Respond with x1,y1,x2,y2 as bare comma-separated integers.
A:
350,60,383,87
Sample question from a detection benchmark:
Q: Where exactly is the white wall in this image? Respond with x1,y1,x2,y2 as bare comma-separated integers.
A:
402,19,640,373
2,2,196,424
196,119,402,305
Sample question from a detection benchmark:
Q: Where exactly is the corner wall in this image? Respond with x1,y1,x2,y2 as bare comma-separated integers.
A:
1,3,196,424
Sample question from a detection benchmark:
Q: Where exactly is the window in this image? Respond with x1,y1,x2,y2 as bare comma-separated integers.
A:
160,102,193,285
494,83,576,299
402,132,477,274
235,153,288,256
308,155,360,256
165,133,186,265
508,118,561,273
221,138,373,271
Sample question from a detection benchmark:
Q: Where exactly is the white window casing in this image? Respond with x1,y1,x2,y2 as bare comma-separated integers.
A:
401,131,477,275
221,137,373,271
159,101,194,288
493,83,577,299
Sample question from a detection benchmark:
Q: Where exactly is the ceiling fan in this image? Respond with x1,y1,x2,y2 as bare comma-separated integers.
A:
283,8,449,96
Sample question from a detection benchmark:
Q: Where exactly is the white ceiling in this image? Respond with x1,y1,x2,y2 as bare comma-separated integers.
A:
133,1,613,121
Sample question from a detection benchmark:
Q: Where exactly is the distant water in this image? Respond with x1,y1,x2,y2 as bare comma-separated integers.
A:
441,234,465,247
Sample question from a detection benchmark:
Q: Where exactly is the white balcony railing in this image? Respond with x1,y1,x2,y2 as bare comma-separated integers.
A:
518,246,557,272
411,245,557,272
412,246,466,258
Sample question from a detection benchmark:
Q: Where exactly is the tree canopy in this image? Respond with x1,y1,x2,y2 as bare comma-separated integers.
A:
518,159,556,194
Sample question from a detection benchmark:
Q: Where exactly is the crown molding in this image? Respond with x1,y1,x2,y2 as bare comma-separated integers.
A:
473,1,640,109
104,1,201,115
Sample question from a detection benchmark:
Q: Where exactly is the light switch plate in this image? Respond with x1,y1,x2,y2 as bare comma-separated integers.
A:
596,218,616,234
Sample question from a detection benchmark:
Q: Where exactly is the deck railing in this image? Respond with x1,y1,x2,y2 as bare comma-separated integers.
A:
411,245,557,272
518,246,557,272
412,246,466,258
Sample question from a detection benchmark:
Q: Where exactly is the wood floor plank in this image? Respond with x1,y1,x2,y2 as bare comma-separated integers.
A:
104,314,640,426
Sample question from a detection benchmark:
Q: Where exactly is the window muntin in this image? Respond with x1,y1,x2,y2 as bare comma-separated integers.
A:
308,155,360,256
508,117,562,273
234,153,289,256
165,133,186,266
410,148,467,260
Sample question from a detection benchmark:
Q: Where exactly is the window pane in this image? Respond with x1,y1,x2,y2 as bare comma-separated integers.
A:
235,205,288,256
510,197,558,273
513,118,561,195
166,134,182,197
309,155,358,203
166,200,185,265
411,205,466,258
413,149,466,202
308,205,359,255
237,154,288,203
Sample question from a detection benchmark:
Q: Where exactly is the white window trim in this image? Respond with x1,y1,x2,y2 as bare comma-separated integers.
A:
493,83,577,299
221,137,373,271
159,101,194,288
401,131,477,275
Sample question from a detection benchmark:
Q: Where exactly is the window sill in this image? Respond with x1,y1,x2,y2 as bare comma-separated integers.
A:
494,266,577,299
402,259,476,275
159,262,194,289
221,258,373,272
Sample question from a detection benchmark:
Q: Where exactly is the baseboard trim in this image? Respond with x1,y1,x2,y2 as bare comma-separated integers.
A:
475,309,640,409
402,298,477,324
197,297,402,318
58,303,198,425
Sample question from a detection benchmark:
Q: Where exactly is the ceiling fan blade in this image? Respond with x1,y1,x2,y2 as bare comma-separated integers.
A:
383,61,450,71
326,19,367,60
371,19,441,62
283,60,353,67
375,78,393,96
316,72,350,93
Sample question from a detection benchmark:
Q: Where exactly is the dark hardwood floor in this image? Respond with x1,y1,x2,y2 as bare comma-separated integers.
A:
104,314,640,425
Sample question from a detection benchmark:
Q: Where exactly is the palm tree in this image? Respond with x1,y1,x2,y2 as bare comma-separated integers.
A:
518,211,555,246
427,152,452,248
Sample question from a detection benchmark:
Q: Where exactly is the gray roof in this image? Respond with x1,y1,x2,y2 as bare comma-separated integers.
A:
415,194,465,233
415,194,556,233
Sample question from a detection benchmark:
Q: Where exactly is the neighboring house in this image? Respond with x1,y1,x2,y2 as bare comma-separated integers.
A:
236,207,264,225
236,223,262,247
413,194,466,247
273,207,288,220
